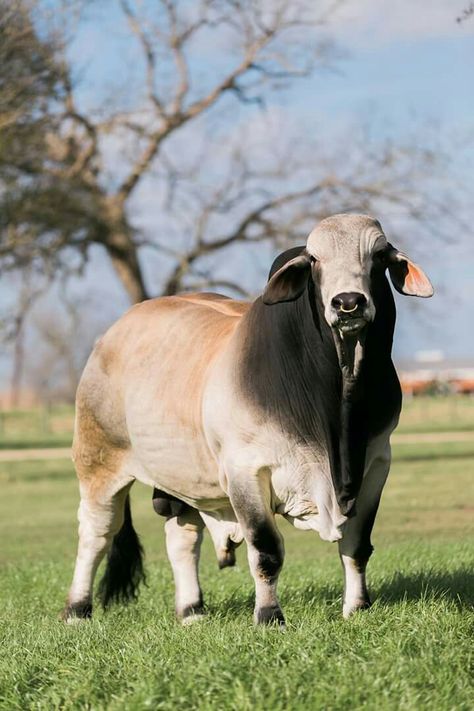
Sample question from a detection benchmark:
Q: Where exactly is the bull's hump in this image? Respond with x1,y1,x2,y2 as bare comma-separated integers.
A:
119,293,249,322
177,292,250,318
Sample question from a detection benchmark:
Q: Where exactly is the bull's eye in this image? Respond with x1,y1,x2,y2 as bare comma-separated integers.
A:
309,255,317,265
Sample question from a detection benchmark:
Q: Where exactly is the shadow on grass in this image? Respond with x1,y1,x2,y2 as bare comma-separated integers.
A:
374,567,474,608
207,591,255,619
211,567,474,620
295,568,474,612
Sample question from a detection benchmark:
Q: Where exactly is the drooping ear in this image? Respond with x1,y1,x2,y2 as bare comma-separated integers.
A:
262,253,312,305
386,244,434,298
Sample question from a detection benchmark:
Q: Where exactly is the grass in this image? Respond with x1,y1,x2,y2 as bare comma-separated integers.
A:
0,406,74,450
396,394,474,433
0,394,473,451
0,439,473,710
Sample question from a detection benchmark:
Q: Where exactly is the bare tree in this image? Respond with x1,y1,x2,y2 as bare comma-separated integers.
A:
1,0,348,302
27,292,109,402
457,3,474,22
1,0,468,314
6,273,47,408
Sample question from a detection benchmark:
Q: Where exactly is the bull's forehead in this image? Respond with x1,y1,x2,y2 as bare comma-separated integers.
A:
306,214,387,260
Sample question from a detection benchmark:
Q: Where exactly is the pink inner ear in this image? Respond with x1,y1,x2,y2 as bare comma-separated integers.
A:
404,260,433,297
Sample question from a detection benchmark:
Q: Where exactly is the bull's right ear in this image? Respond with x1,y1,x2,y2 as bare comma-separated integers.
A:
262,254,312,305
386,244,434,298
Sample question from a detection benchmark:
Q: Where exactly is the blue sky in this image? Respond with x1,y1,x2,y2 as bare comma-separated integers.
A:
68,0,474,359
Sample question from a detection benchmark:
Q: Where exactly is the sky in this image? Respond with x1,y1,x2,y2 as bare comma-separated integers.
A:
72,0,474,357
1,0,474,388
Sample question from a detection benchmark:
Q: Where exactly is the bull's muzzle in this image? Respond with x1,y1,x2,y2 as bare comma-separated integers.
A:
331,292,370,335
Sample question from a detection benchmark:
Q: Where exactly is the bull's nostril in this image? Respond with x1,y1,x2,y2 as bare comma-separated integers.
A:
332,292,367,313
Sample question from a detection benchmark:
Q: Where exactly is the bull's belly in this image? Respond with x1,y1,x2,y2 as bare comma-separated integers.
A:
128,422,228,508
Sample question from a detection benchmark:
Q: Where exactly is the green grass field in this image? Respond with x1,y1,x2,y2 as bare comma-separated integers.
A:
0,436,473,710
1,394,473,450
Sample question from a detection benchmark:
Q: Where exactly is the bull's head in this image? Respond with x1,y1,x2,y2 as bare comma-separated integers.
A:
263,214,433,337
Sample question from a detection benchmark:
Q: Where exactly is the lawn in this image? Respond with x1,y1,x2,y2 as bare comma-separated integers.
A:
1,394,473,451
396,395,474,434
0,406,74,450
0,438,473,710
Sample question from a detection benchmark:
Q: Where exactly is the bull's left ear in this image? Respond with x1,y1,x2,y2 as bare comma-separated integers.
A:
386,244,434,298
262,253,312,305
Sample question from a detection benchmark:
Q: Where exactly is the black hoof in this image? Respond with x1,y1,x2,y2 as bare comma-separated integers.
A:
61,600,92,622
179,603,206,624
255,605,285,626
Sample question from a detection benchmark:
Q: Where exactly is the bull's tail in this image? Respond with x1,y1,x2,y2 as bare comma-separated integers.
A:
98,494,146,608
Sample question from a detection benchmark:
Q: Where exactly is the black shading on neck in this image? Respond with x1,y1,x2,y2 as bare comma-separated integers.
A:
239,251,401,515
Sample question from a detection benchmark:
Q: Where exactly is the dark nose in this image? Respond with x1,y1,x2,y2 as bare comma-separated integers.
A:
331,292,367,313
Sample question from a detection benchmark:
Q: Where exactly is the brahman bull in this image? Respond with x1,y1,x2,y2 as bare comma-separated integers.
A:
63,213,433,626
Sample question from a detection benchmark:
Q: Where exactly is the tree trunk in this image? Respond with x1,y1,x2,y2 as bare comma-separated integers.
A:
100,198,150,304
104,233,149,304
10,317,25,408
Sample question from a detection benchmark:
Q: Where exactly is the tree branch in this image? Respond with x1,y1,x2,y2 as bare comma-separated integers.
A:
119,0,165,115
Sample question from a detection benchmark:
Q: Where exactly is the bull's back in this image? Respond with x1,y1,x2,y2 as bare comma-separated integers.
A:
75,294,249,503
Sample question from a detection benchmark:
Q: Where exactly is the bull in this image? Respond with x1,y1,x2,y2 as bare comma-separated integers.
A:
63,213,433,625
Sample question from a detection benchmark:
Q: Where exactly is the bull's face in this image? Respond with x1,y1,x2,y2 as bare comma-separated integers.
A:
263,214,433,334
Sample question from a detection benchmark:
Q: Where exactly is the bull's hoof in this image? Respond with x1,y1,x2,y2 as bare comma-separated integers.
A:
179,603,206,626
61,600,93,623
342,598,371,619
181,612,207,626
254,605,286,627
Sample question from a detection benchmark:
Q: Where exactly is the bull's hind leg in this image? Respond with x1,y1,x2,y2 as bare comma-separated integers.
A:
165,508,205,623
63,478,135,622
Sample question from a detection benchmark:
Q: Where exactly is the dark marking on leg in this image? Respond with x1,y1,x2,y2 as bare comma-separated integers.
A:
252,521,284,580
339,516,376,563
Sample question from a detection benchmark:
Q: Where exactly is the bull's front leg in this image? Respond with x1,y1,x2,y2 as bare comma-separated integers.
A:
338,440,391,618
228,467,285,626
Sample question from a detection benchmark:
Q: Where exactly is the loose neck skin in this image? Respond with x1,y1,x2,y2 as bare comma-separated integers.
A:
332,328,367,397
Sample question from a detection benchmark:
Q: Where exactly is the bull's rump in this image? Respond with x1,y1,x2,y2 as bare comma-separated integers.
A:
74,294,249,504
